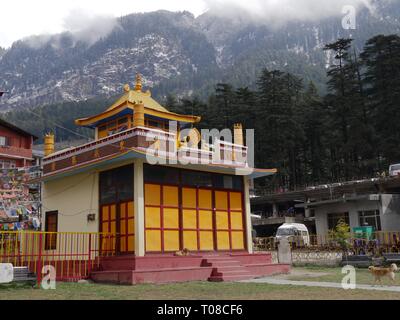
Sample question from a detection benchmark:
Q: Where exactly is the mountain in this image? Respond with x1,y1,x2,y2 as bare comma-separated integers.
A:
0,2,399,111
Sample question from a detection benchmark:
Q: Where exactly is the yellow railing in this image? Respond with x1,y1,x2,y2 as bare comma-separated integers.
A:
0,231,116,282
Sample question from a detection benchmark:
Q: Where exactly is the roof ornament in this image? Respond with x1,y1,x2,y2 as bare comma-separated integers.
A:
123,84,130,92
134,73,142,92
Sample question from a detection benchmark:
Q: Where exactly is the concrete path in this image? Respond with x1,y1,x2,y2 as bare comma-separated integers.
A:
241,277,400,292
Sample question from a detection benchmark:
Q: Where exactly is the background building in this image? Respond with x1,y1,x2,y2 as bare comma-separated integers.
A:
0,118,37,168
252,177,400,238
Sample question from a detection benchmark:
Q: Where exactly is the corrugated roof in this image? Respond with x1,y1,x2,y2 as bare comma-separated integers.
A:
0,118,38,140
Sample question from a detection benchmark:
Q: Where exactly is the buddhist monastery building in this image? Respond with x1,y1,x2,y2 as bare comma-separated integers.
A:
39,75,289,283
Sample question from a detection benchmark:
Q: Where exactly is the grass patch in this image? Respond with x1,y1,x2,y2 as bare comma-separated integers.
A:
1,276,400,300
288,266,400,286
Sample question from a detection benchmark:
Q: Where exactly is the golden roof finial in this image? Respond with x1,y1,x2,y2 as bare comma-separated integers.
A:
134,73,142,92
123,84,130,92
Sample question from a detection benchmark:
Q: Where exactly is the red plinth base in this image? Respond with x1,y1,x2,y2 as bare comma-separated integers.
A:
91,252,290,285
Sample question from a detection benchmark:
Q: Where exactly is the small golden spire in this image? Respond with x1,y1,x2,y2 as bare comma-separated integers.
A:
134,73,142,92
123,84,130,92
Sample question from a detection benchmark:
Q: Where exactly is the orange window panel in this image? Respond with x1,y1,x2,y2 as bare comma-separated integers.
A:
120,236,127,252
217,231,230,250
183,210,197,229
120,203,126,218
145,184,161,206
163,208,179,229
182,188,197,208
127,202,134,218
146,230,161,252
145,207,161,228
102,222,109,233
128,219,135,234
216,211,229,230
110,205,116,221
199,231,214,251
101,238,111,253
120,219,126,234
163,186,179,207
164,231,180,252
128,236,135,252
198,189,212,209
229,192,243,211
183,231,198,251
110,221,116,234
101,206,109,221
199,210,213,230
231,231,245,250
230,211,244,230
101,238,109,252
215,191,228,210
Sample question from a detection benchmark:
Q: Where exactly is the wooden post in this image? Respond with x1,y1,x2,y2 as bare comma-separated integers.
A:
134,159,145,256
243,176,253,254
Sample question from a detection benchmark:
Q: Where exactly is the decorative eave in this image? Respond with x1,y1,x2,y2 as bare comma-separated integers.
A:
75,75,201,128
75,102,201,128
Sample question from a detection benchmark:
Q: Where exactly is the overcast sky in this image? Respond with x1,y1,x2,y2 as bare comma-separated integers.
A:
0,0,379,48
0,0,208,48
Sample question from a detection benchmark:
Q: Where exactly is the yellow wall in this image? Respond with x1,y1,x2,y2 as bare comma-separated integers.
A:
42,171,99,233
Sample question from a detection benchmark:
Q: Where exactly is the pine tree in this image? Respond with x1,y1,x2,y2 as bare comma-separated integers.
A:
215,83,234,129
323,38,370,181
301,81,327,185
361,34,400,168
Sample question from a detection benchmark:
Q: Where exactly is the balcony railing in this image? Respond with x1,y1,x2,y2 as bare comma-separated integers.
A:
0,145,32,159
43,126,248,176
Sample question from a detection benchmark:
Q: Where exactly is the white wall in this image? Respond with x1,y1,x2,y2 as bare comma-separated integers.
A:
42,171,99,233
381,194,400,231
314,199,381,236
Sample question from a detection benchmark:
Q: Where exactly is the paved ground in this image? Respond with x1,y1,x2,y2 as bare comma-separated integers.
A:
272,268,331,279
242,277,400,292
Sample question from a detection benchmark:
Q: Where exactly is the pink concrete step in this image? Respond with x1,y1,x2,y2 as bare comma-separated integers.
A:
231,253,273,264
202,260,241,267
209,265,248,272
205,255,255,282
91,253,290,284
91,266,214,285
99,255,204,271
208,273,255,282
212,268,251,276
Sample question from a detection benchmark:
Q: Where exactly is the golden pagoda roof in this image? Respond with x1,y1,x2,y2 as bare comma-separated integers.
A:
75,74,201,127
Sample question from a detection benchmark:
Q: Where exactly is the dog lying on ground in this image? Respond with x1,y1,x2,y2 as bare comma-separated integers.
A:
174,248,190,256
368,264,398,285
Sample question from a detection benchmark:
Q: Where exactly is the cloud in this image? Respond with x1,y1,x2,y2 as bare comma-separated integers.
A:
23,9,120,49
203,0,388,25
63,9,120,45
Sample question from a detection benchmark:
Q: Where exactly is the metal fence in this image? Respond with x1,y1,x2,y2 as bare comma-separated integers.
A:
254,231,400,262
0,231,116,283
